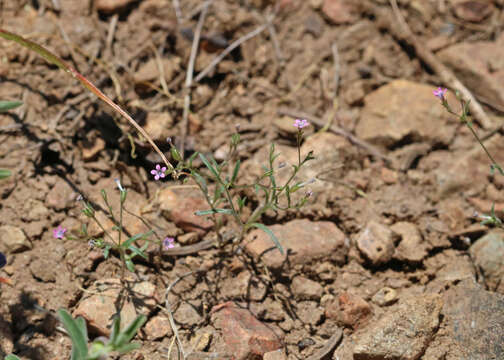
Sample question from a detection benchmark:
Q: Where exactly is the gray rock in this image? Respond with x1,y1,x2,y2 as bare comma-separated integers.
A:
441,281,504,359
353,294,443,360
470,231,504,294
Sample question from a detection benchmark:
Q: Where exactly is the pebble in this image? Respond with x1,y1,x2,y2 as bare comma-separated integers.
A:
355,220,397,266
0,225,32,253
211,301,283,360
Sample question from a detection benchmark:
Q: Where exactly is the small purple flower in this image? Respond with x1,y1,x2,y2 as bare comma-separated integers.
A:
433,87,447,100
305,190,313,198
163,237,175,250
294,119,309,130
53,225,67,239
151,164,167,181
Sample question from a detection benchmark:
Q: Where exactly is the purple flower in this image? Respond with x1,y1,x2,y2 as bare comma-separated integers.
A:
53,225,67,239
163,237,175,250
433,87,447,100
294,119,309,130
151,164,167,181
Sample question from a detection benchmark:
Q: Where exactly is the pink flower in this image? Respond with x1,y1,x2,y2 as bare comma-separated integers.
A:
53,225,67,239
163,237,175,250
294,119,309,129
433,87,447,100
151,164,167,181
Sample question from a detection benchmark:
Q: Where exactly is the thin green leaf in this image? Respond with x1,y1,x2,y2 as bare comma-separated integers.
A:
199,153,219,179
249,223,284,255
125,258,135,272
191,170,208,195
57,309,88,360
114,343,141,355
116,314,147,345
109,316,121,345
0,169,11,180
121,231,153,249
195,208,234,215
230,159,241,186
5,355,21,360
128,245,148,259
0,100,22,112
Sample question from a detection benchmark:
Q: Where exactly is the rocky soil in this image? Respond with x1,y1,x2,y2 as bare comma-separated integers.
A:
0,0,503,359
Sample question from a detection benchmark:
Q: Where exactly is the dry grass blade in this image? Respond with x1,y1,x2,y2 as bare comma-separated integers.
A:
0,28,176,174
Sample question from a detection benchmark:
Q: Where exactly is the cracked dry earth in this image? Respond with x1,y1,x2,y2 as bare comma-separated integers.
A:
1,0,504,359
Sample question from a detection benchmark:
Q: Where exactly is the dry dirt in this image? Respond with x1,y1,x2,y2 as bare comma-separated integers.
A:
0,1,504,359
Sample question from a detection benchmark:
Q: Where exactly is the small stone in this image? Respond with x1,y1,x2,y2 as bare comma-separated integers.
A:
157,186,215,234
453,1,493,22
174,302,202,326
211,302,282,360
45,178,75,210
81,136,105,161
470,231,504,293
143,112,174,142
356,220,398,266
95,0,136,13
134,58,177,93
191,331,212,352
325,292,372,329
0,225,32,253
29,257,57,282
380,167,398,184
178,232,199,245
143,315,173,340
297,301,324,326
73,278,156,336
353,294,443,360
264,348,287,360
372,287,398,306
322,0,358,24
392,222,428,263
220,270,267,301
245,219,347,269
291,276,323,301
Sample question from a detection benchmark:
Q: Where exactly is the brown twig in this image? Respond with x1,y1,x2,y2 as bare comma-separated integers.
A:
181,0,212,158
105,14,118,56
374,0,493,129
277,108,392,164
194,23,268,83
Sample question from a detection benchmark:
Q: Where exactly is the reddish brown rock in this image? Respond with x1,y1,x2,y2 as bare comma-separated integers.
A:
322,0,358,24
157,186,215,234
325,292,372,329
143,315,173,340
211,302,283,360
453,1,494,22
245,219,347,269
96,0,136,13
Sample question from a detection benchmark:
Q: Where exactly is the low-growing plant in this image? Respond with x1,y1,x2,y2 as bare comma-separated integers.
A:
158,121,315,253
4,310,146,360
435,87,504,227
